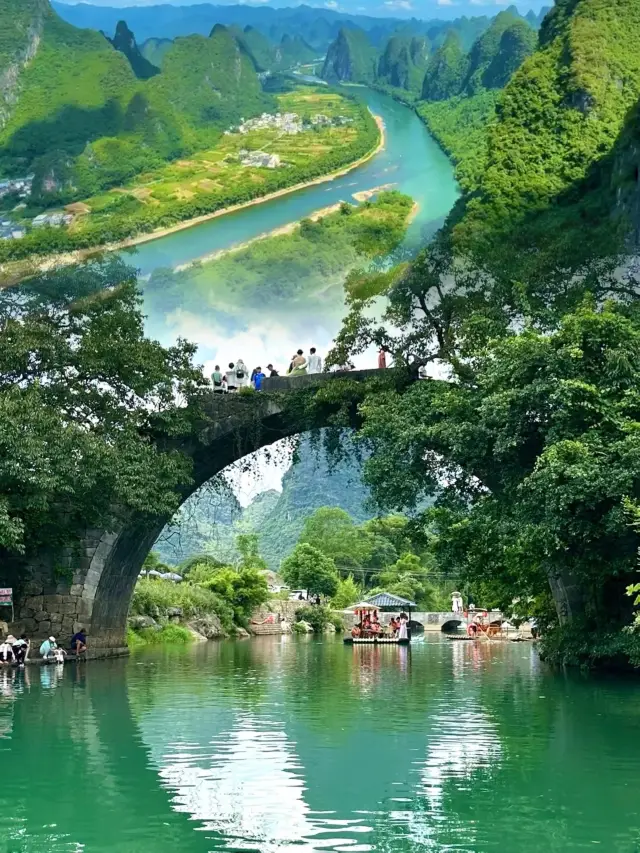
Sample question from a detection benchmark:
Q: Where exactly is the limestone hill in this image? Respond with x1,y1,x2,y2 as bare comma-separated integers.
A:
0,1,273,203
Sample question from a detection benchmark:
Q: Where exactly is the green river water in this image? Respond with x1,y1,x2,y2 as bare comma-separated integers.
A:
1,637,639,852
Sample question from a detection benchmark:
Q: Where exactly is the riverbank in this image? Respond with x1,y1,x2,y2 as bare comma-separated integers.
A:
0,114,385,287
172,177,401,272
173,201,343,272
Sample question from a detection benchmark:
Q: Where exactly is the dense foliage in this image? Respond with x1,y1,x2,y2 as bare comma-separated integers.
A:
0,258,208,577
454,0,640,267
417,91,499,191
281,543,339,598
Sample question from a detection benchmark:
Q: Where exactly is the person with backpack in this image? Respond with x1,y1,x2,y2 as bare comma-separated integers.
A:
235,359,249,389
212,365,225,394
225,362,237,392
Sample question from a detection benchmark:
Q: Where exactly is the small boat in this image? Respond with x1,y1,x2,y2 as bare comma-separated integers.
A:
342,593,415,645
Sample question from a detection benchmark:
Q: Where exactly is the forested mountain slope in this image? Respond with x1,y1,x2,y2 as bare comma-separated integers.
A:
321,27,378,84
155,433,373,569
416,13,536,191
140,37,173,69
0,0,272,201
454,0,640,257
377,34,429,94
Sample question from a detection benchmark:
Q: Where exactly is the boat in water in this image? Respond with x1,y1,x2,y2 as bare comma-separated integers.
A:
342,593,415,645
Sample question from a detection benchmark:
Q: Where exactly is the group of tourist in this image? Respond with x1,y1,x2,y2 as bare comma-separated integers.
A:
0,629,87,667
211,348,327,393
351,611,409,640
0,634,30,666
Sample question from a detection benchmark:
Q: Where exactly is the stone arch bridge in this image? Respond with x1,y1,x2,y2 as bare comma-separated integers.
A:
7,369,410,654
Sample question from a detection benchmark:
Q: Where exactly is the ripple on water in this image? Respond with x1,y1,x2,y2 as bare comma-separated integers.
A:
3,637,640,852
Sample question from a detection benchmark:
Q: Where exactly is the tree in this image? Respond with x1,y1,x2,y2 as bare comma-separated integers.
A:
281,543,339,598
236,533,267,571
355,300,640,634
143,552,171,574
195,564,268,624
377,553,438,610
0,258,209,569
331,575,362,609
299,507,372,570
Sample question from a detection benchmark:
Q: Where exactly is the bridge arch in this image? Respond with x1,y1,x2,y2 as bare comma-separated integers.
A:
9,370,405,653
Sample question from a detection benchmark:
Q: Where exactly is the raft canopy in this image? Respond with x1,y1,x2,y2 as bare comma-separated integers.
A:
343,601,382,613
364,592,416,609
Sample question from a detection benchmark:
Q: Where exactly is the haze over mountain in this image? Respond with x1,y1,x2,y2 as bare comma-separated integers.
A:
53,1,551,45
56,1,551,22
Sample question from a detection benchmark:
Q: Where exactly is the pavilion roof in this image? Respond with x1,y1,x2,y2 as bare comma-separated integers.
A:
364,592,416,609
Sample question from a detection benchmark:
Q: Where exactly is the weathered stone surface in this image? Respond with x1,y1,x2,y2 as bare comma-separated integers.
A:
128,615,158,630
189,615,225,640
235,627,250,639
167,607,183,618
33,612,50,622
43,595,63,611
70,585,84,596
38,621,51,633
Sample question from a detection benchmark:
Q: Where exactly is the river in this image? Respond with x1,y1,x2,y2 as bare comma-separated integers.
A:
1,636,639,851
137,88,459,374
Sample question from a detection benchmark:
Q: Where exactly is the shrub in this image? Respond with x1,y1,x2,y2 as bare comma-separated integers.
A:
332,575,361,609
128,624,194,646
130,577,234,631
296,604,334,633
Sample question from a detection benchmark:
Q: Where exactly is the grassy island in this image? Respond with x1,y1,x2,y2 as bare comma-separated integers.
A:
144,190,414,317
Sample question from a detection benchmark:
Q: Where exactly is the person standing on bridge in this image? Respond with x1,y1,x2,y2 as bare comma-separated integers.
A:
289,350,307,376
212,365,224,394
253,367,266,391
235,359,249,389
307,347,322,374
267,363,279,377
378,347,387,370
225,363,237,392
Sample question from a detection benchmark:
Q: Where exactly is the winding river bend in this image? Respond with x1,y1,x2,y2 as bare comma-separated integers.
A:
137,89,458,372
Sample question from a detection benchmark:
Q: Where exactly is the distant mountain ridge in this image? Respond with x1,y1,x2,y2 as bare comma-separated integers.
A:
321,8,536,96
52,2,548,51
155,433,374,569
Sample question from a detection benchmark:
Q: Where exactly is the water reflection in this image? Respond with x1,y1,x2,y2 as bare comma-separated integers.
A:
6,638,640,851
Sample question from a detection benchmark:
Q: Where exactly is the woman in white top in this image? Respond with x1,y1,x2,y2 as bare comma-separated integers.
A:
397,613,409,640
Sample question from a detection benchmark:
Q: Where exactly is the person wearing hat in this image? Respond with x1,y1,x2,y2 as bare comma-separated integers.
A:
0,635,13,665
39,636,57,661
